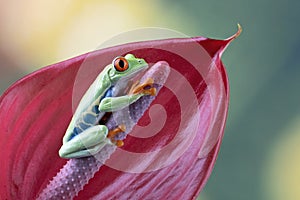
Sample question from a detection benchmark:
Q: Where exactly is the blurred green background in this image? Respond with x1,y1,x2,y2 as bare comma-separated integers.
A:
0,0,299,199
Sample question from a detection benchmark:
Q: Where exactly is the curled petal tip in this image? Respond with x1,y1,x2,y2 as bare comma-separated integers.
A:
218,23,242,57
235,23,242,38
228,23,242,40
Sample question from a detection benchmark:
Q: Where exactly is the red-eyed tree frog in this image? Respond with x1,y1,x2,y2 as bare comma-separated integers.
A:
59,54,155,159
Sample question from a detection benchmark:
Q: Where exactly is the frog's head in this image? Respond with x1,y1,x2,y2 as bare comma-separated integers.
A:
108,54,148,84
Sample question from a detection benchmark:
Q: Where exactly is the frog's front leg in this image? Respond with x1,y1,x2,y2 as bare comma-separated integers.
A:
99,80,156,113
59,125,111,158
99,93,144,113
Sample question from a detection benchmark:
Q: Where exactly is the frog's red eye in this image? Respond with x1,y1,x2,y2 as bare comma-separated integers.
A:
113,57,129,72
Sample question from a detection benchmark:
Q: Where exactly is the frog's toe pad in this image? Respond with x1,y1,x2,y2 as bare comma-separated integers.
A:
115,140,124,147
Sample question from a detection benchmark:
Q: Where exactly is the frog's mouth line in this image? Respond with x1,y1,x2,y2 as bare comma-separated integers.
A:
118,63,148,83
113,63,148,94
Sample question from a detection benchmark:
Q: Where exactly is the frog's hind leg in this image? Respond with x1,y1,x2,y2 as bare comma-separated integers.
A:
59,125,110,158
60,143,108,159
107,124,126,147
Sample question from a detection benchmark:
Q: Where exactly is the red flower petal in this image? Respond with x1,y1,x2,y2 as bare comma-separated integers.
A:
0,27,240,200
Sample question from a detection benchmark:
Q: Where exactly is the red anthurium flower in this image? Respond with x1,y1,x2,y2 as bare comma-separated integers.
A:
0,26,241,200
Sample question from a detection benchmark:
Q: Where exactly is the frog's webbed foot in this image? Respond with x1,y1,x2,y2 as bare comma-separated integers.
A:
129,78,156,96
107,124,126,147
